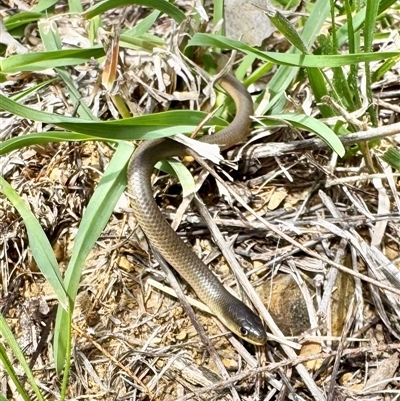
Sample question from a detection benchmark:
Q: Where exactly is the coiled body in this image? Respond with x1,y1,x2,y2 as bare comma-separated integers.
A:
127,74,267,345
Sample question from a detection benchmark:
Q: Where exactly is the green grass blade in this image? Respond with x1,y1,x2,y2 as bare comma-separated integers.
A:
365,0,379,51
331,66,354,111
0,177,69,310
88,14,101,46
213,0,224,35
373,55,400,82
382,148,400,171
65,141,134,296
10,79,56,102
34,0,58,12
0,342,31,401
264,113,345,157
0,94,228,139
300,0,331,50
124,9,160,37
187,34,400,68
307,67,335,118
266,0,330,113
243,61,274,87
157,159,195,197
54,70,96,120
120,10,166,50
68,0,83,13
267,10,309,53
235,54,256,81
53,141,134,372
336,7,365,47
378,0,398,12
0,314,45,401
59,303,73,399
38,19,62,51
38,19,96,120
343,0,362,111
4,12,43,30
0,132,111,155
84,0,185,23
364,0,380,126
120,34,165,51
187,32,399,116
0,47,105,73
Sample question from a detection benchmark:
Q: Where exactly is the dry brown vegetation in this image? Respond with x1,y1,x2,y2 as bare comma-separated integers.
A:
1,1,400,400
